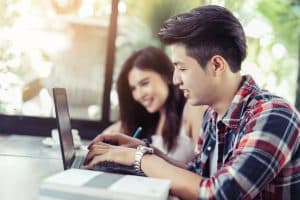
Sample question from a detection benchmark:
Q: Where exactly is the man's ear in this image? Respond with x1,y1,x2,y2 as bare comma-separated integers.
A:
209,55,226,76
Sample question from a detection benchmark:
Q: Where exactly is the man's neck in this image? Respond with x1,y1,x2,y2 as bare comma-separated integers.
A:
212,74,243,118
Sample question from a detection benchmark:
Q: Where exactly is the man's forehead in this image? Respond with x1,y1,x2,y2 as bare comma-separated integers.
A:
169,44,187,63
170,43,187,53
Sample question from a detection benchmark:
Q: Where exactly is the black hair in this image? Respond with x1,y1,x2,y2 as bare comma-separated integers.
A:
158,5,247,72
116,46,186,151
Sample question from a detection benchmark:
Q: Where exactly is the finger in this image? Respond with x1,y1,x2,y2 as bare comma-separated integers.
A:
85,146,108,161
85,150,104,165
88,134,111,149
85,144,110,163
87,135,102,149
92,142,111,147
84,155,106,169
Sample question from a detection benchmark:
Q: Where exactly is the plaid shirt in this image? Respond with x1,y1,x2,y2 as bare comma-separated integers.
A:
188,75,300,200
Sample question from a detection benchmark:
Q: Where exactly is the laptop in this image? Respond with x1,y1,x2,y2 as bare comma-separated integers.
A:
52,88,137,174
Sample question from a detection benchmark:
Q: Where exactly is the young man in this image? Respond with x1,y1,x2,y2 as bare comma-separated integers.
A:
85,5,300,200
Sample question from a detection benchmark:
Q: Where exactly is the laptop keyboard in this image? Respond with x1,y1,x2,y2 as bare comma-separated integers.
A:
72,156,86,169
93,161,139,176
72,156,140,176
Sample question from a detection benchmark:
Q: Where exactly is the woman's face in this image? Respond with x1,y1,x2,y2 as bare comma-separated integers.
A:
128,67,169,114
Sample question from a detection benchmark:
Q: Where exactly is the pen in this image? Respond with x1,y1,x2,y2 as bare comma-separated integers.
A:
133,126,143,138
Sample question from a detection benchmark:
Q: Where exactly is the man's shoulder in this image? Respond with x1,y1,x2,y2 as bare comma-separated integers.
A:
240,89,300,133
236,86,299,130
240,76,293,112
247,89,296,115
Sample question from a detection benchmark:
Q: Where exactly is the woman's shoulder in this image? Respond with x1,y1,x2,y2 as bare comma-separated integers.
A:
151,134,195,163
183,103,208,118
182,104,209,142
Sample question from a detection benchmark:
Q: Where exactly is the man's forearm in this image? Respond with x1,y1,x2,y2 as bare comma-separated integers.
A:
141,154,201,200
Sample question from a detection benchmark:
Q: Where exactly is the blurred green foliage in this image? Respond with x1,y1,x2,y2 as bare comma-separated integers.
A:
0,0,299,108
122,0,203,47
258,0,299,56
123,0,299,104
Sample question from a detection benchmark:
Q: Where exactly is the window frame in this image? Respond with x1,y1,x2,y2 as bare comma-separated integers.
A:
0,0,119,140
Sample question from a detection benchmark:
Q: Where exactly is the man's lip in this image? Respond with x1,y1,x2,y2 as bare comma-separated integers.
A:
182,89,190,96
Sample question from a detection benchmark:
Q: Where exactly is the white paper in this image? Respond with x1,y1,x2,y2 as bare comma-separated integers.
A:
109,175,170,198
45,169,103,186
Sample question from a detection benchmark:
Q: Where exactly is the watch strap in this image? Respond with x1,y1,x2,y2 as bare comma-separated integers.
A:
133,145,153,176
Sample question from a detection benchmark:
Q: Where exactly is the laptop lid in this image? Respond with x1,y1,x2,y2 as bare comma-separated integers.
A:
53,88,76,170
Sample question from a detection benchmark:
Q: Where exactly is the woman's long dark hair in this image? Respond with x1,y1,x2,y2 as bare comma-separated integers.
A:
117,46,186,152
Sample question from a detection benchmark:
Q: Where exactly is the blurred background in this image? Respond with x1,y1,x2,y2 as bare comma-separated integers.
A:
0,0,299,137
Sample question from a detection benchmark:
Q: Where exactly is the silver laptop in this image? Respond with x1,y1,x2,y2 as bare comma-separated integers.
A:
52,88,137,174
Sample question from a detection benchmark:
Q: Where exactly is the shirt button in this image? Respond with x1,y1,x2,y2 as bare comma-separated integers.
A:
217,121,223,129
207,146,212,151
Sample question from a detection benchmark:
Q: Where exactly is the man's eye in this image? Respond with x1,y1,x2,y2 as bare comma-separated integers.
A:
140,81,149,86
179,68,186,71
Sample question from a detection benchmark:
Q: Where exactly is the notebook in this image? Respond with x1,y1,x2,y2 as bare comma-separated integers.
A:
52,88,137,174
39,168,171,200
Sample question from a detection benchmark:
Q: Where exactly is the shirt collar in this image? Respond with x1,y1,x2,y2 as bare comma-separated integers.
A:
219,75,260,130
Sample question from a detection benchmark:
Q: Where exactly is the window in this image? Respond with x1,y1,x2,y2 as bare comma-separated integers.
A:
1,0,299,136
0,0,118,137
0,0,115,120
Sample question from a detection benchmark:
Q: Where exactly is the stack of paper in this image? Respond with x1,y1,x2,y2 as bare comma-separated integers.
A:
39,169,170,200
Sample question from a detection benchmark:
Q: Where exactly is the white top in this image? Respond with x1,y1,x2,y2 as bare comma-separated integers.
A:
151,131,195,163
209,130,218,176
209,118,221,177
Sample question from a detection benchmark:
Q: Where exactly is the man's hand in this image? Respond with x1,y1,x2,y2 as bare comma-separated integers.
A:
84,142,136,168
88,132,144,149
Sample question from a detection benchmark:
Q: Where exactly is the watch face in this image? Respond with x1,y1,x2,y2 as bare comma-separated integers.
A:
139,145,154,154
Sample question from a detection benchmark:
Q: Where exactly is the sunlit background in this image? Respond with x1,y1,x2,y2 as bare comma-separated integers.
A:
0,0,299,121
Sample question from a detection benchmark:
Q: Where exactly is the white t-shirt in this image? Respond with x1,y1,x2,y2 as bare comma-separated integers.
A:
209,131,218,176
209,119,221,177
151,131,195,163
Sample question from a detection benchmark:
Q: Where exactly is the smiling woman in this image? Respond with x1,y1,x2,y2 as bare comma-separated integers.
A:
91,46,207,163
128,68,169,114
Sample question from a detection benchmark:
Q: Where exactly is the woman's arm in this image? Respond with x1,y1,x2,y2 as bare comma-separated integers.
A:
101,121,122,135
88,121,122,148
183,104,208,143
150,145,187,169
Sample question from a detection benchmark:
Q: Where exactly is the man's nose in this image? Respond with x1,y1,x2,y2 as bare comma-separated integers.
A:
173,70,181,86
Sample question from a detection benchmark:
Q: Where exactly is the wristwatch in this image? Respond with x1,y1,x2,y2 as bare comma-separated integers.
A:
134,145,154,176
142,138,152,147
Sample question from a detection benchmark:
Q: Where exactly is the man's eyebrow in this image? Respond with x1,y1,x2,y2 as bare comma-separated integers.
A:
173,61,184,66
139,77,149,82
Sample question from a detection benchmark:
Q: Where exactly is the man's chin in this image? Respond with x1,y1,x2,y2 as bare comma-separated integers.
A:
187,98,202,106
187,98,195,105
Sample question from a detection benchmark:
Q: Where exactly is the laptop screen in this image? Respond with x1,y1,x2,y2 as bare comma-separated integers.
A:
53,88,75,170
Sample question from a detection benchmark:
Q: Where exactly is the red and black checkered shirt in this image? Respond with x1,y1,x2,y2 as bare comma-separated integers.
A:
188,75,300,200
